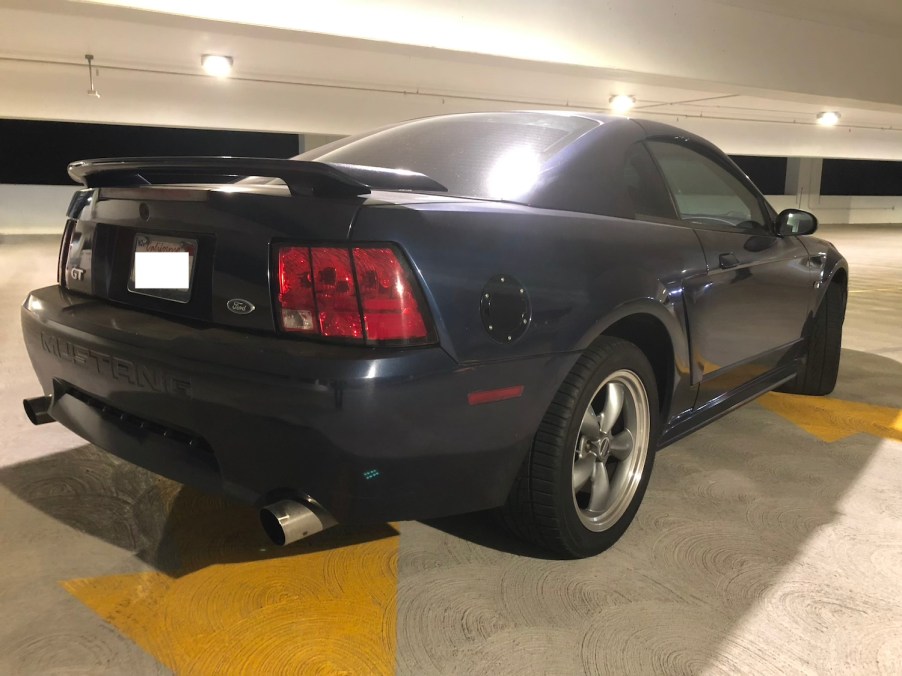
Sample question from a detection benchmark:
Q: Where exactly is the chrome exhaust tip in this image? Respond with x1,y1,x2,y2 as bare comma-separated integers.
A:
260,498,335,546
23,396,55,426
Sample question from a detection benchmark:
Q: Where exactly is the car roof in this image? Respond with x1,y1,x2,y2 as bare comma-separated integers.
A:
414,108,679,127
399,109,707,146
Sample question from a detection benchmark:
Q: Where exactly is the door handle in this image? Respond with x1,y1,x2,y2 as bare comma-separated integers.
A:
719,253,740,269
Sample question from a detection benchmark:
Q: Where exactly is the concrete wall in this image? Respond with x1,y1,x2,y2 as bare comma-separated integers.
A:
771,157,901,224
0,184,76,235
768,194,901,225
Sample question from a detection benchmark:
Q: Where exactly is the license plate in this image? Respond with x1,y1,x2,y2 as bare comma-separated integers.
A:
128,234,197,303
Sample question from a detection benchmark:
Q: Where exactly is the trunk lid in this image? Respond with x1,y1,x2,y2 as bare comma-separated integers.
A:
62,183,363,332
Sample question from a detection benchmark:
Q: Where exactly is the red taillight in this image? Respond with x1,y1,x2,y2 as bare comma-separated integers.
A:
274,244,432,345
277,246,318,333
311,248,362,339
353,247,428,341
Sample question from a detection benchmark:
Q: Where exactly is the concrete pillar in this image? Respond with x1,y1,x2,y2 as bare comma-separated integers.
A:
784,158,802,206
785,157,823,211
805,158,824,212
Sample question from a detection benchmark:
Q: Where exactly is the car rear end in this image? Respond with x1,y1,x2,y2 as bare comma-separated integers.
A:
22,112,626,531
21,172,573,527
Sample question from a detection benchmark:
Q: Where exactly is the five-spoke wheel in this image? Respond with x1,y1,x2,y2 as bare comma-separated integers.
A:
572,370,650,531
500,337,658,558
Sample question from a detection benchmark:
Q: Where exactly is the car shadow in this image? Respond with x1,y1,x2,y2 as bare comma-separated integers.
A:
422,347,895,555
1,348,896,673
397,347,900,673
0,444,398,578
424,510,558,559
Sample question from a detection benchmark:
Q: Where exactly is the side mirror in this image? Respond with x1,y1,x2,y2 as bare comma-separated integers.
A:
776,209,818,236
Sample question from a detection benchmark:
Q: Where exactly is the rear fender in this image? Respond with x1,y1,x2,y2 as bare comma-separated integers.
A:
578,296,694,419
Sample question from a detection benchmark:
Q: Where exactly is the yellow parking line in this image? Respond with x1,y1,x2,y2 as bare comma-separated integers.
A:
759,392,902,443
62,502,399,675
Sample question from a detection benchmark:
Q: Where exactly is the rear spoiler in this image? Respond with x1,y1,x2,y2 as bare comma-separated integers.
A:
67,157,448,197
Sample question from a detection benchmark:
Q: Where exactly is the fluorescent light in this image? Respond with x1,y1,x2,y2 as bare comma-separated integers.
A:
609,94,636,114
201,54,233,77
816,111,841,126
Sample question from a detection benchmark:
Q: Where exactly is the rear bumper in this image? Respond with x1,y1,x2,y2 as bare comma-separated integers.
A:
21,286,578,523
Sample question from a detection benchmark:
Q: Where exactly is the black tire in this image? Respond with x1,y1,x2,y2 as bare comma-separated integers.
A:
777,282,845,396
499,337,659,558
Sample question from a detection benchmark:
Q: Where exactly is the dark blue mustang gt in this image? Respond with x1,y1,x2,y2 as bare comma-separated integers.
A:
21,112,847,557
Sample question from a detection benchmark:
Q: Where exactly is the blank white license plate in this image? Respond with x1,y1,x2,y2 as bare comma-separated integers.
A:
128,234,197,303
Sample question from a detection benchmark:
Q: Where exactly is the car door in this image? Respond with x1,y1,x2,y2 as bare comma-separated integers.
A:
646,139,814,409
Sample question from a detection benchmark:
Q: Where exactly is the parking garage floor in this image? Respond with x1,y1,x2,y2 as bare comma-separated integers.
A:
1,225,900,675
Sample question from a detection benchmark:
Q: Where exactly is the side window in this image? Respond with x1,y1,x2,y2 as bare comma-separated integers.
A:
622,143,677,220
647,141,767,230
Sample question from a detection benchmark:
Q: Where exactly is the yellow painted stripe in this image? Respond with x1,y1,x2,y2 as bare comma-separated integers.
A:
62,489,399,675
759,392,902,443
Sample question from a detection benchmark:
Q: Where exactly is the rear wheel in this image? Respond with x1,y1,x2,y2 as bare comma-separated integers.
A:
500,338,658,558
778,282,845,396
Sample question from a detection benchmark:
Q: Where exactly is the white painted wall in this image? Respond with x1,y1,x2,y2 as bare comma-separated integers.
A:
727,195,902,226
0,185,76,235
658,117,902,163
806,197,900,225
770,157,902,224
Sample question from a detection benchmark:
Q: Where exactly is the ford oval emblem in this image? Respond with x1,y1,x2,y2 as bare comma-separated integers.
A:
227,298,255,315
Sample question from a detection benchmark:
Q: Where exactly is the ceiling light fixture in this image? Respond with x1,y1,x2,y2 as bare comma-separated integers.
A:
85,53,100,98
202,54,233,77
816,111,841,126
609,94,636,114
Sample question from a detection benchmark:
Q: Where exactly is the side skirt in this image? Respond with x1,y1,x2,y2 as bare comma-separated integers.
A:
656,363,798,450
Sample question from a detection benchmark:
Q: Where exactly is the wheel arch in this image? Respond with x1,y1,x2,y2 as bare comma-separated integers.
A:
829,266,848,287
824,262,849,314
828,264,848,293
581,300,689,421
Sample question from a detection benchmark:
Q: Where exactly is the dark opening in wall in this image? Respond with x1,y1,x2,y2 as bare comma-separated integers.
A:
821,159,902,196
0,119,300,185
729,155,788,195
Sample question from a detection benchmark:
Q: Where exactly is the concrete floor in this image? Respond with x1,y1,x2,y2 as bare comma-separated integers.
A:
1,226,900,675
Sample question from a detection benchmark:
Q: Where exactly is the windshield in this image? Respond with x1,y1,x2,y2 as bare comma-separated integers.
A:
297,112,598,201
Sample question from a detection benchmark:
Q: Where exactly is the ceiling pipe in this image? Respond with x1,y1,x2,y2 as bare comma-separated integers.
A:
85,53,100,98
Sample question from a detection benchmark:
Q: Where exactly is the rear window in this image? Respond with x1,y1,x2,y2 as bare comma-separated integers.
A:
298,113,597,201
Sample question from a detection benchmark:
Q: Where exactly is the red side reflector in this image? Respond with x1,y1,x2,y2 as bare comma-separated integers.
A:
467,385,525,406
353,247,428,341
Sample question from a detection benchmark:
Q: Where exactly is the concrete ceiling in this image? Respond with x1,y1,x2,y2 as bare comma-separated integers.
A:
1,0,902,159
711,0,902,38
